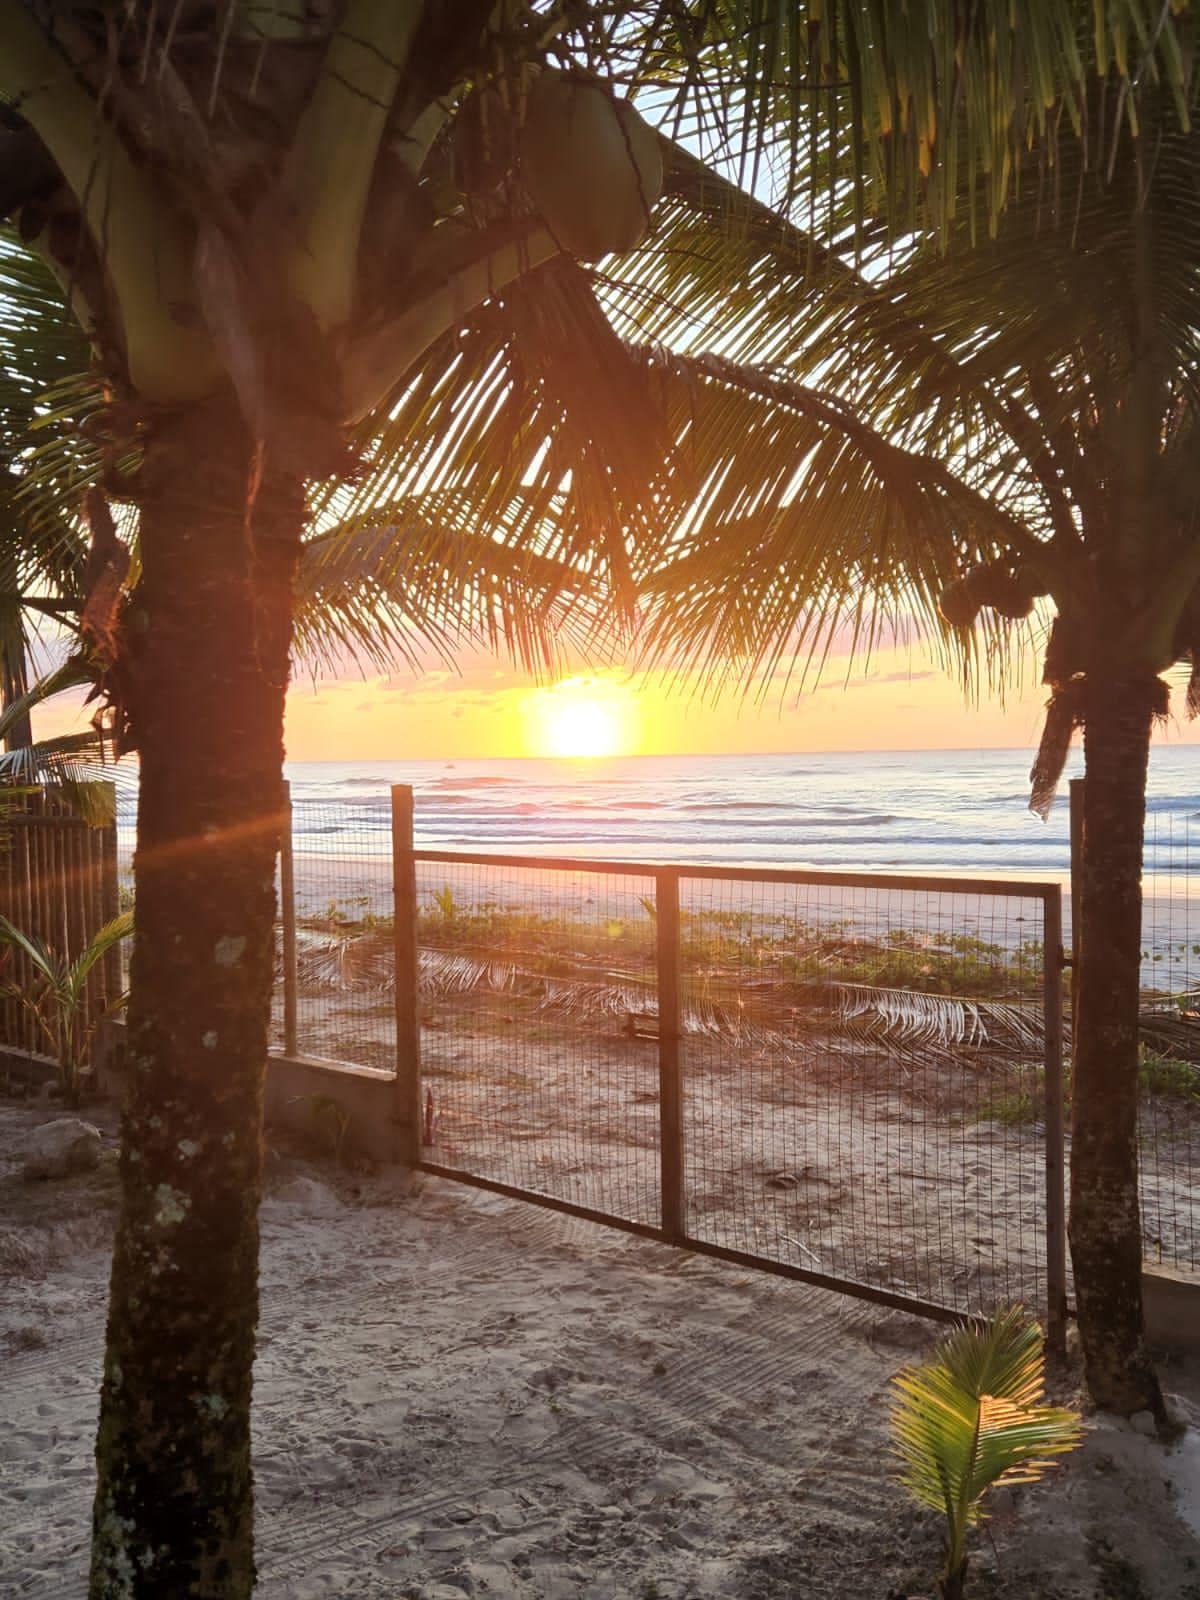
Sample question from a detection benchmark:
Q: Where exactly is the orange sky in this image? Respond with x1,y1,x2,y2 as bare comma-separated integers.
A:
279,641,1200,761
32,636,1200,761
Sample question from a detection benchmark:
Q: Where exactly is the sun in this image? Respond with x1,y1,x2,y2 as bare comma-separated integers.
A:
524,678,637,759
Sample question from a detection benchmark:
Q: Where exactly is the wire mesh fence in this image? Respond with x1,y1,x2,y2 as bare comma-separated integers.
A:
675,872,1058,1320
76,784,1073,1329
414,854,662,1227
24,771,1200,1321
277,797,396,1070
1135,801,1200,1273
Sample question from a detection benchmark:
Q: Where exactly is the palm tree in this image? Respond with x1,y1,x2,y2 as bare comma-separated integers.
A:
0,7,880,1591
629,7,1198,1419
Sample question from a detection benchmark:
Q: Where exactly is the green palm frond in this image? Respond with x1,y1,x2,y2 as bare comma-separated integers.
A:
0,735,119,824
629,344,1023,694
65,910,133,1000
0,226,99,565
322,254,677,616
891,1307,1082,1592
0,908,132,1102
625,2,1196,248
0,654,93,739
0,911,64,990
0,227,92,435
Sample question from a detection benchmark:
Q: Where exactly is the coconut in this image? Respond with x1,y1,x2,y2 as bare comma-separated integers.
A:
519,74,663,261
938,576,982,627
989,576,1036,619
1013,563,1050,600
968,560,1015,608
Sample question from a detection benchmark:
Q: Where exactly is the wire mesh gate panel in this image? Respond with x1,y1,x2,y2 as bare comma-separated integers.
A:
674,870,1064,1326
274,793,396,1070
413,853,662,1227
406,836,1065,1332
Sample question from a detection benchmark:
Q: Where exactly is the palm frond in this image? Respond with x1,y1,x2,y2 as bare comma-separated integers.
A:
0,912,62,989
628,344,1021,695
315,255,679,624
891,1307,1082,1584
66,910,134,1000
816,983,1044,1056
294,488,605,676
293,923,1044,1068
625,2,1195,249
0,736,120,824
0,655,92,744
0,226,93,440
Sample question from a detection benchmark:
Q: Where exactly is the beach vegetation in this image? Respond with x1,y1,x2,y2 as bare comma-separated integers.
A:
1137,1048,1200,1104
978,1087,1044,1130
431,884,465,924
891,1307,1082,1600
0,238,107,803
0,911,132,1106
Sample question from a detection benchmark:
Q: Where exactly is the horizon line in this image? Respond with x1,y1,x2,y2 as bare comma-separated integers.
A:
282,743,1066,763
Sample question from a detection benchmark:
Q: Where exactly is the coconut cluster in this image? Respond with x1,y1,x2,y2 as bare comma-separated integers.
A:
939,558,1048,627
456,72,663,263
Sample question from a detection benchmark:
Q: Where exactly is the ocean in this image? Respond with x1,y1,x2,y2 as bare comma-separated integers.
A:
284,745,1200,882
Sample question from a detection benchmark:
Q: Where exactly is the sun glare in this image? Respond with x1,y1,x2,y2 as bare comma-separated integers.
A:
525,678,636,759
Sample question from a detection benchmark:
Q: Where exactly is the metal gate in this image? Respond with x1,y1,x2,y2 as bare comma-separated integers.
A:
386,801,1066,1344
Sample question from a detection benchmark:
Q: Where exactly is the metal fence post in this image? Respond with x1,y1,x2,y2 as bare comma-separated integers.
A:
279,780,299,1058
392,784,422,1166
1042,885,1069,1356
656,867,686,1242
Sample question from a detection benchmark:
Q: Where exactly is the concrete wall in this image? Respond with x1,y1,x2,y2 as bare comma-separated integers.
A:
260,1052,406,1165
1143,1264,1200,1354
0,1043,57,1086
92,1024,410,1166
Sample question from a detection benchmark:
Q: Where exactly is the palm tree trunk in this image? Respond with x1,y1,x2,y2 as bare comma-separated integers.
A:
90,397,303,1597
0,549,32,750
1069,673,1165,1418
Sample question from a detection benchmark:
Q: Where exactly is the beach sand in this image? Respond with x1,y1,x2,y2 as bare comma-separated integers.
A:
4,1095,1200,1599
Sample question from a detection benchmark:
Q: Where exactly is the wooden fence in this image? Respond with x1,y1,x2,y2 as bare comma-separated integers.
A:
0,786,120,1057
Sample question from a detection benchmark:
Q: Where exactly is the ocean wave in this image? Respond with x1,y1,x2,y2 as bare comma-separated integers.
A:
680,800,802,813
552,798,659,810
429,775,523,789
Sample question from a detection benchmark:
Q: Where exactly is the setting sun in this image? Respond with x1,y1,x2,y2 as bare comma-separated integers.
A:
523,677,638,758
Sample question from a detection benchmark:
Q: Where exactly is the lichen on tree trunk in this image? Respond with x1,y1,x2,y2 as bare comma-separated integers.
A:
90,397,304,1598
1070,673,1165,1419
